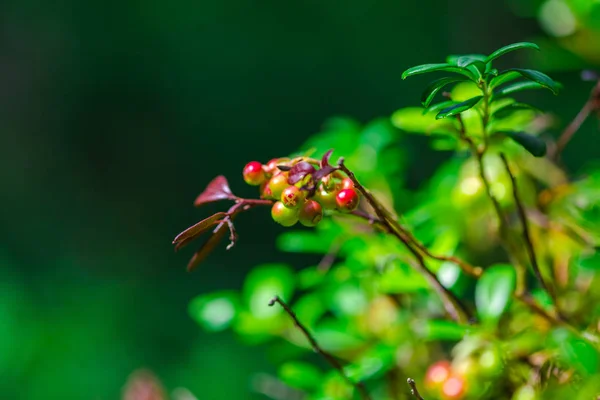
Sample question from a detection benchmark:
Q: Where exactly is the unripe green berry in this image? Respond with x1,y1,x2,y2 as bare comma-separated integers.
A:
313,189,338,210
298,200,323,227
267,173,289,200
281,186,304,209
243,161,266,186
336,188,360,212
271,201,298,227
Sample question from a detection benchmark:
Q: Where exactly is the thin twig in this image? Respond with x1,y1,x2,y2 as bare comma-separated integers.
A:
407,378,425,400
268,296,372,400
553,79,600,159
499,154,559,312
338,158,470,324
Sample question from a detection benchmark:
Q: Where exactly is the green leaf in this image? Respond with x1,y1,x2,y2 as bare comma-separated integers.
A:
446,54,486,65
401,63,475,80
485,42,540,64
421,77,469,107
489,71,521,90
492,102,542,118
505,68,561,94
276,231,332,254
436,96,483,119
278,361,322,390
423,100,457,115
391,107,458,135
243,264,295,318
475,264,516,322
493,81,551,98
553,328,600,376
502,131,547,157
189,291,240,332
579,251,600,270
418,319,469,341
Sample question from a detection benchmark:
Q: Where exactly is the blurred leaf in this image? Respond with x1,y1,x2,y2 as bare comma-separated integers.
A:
379,262,429,293
421,77,469,107
485,42,540,64
504,68,561,94
292,293,326,327
243,264,295,318
277,231,333,254
418,319,469,341
194,175,236,207
278,361,322,390
391,107,458,135
555,329,600,376
328,282,367,317
313,321,363,352
501,131,547,157
344,345,395,381
402,63,475,80
189,291,240,332
578,251,600,270
475,264,516,322
436,96,483,119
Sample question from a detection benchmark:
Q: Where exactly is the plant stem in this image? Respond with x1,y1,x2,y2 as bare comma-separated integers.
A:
338,159,470,324
552,79,600,159
407,378,425,400
499,154,560,312
268,296,372,400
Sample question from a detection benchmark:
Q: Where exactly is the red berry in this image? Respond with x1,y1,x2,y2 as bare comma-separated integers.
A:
335,188,360,212
341,178,354,189
271,201,298,227
298,200,323,227
243,161,266,186
281,186,304,209
441,374,466,400
268,173,290,200
425,361,452,390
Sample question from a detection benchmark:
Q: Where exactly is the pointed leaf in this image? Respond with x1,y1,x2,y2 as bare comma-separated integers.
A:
485,42,540,64
489,71,521,90
475,264,516,322
321,149,333,167
493,81,549,98
423,100,457,115
173,212,228,249
194,176,236,207
288,161,316,184
446,54,486,65
401,63,475,80
502,131,547,157
436,96,483,119
504,69,560,94
187,223,228,271
492,102,542,118
421,77,469,107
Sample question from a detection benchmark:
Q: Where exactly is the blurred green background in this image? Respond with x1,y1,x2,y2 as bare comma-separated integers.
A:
1,0,598,398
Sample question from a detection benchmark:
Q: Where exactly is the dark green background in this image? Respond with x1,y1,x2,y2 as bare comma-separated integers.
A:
0,1,596,398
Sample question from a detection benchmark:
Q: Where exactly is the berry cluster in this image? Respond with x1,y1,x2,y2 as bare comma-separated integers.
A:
242,158,361,227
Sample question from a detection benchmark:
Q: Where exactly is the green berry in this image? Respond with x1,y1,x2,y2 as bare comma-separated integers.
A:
336,188,360,212
267,173,289,200
243,161,265,186
314,189,338,210
271,201,298,227
281,186,304,209
298,200,323,227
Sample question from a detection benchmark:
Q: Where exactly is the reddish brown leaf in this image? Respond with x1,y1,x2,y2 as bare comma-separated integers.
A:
321,149,334,167
194,175,236,207
187,223,228,271
172,212,227,248
313,165,336,181
288,161,316,184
